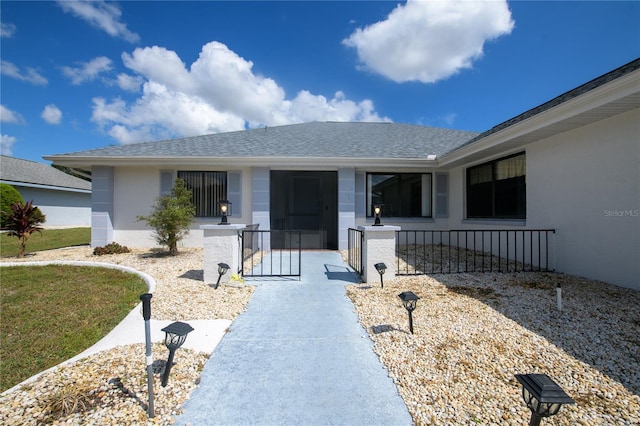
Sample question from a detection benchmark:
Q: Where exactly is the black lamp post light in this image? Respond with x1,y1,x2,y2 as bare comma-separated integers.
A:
161,321,194,387
515,373,575,426
218,200,231,225
372,204,383,226
214,262,230,289
398,291,420,334
374,262,386,288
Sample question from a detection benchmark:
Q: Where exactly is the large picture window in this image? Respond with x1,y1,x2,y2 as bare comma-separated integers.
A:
178,171,227,217
466,153,526,219
367,173,432,218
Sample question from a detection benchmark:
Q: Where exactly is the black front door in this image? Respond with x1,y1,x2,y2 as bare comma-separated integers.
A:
270,171,338,249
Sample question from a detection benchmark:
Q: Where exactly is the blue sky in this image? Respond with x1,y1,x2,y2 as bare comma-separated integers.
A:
1,1,638,164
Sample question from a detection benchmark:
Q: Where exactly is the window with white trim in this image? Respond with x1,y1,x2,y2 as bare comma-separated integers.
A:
466,152,526,219
178,171,227,217
367,173,432,218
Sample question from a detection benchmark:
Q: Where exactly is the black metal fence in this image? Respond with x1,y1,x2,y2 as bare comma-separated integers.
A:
396,229,555,275
240,229,302,279
347,228,364,275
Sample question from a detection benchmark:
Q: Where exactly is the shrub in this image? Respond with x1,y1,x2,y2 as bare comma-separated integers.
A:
2,200,45,257
136,178,195,256
93,242,131,256
0,183,24,228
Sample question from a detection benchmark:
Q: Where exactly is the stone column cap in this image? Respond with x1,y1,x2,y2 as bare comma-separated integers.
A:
358,225,401,231
200,224,247,230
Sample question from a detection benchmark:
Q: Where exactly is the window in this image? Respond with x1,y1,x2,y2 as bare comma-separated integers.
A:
466,152,526,219
178,171,227,217
367,173,432,218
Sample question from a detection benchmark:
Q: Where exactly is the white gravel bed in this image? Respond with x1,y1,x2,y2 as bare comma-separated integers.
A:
347,272,640,425
2,247,639,424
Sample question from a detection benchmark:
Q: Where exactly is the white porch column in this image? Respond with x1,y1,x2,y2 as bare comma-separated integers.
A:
200,224,246,285
358,225,400,283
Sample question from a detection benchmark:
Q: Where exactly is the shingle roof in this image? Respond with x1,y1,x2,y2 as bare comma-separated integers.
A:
0,156,91,191
50,122,479,160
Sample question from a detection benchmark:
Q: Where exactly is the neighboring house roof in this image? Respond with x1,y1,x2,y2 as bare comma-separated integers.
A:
0,156,91,192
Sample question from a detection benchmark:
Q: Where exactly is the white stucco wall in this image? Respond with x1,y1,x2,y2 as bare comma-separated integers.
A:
526,108,639,290
446,108,639,289
111,166,253,249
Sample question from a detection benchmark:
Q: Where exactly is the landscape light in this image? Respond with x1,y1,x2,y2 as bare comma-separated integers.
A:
398,291,420,334
374,262,387,288
515,373,575,426
214,262,230,289
161,321,194,387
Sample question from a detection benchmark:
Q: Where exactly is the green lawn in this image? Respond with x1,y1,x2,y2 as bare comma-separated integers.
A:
0,265,148,392
0,227,90,257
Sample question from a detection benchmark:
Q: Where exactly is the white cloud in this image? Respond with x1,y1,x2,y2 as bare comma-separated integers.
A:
0,105,25,124
1,22,17,38
343,0,514,83
116,73,143,92
61,56,112,85
41,104,63,125
93,41,389,144
57,0,139,43
1,134,16,156
0,60,48,85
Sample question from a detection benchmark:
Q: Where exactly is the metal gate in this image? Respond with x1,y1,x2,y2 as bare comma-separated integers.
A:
240,228,302,279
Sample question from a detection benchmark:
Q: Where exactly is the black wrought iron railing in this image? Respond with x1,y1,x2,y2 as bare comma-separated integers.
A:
241,229,302,279
347,228,364,275
396,229,555,275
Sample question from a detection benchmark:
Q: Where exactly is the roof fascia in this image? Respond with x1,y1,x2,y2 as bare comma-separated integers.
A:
438,68,640,167
43,155,437,170
0,180,91,193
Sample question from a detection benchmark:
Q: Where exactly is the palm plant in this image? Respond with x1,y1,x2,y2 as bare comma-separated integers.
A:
2,201,45,257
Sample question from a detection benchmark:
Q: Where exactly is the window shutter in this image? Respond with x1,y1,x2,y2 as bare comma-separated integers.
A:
435,173,449,218
227,171,242,217
355,172,365,217
160,170,175,196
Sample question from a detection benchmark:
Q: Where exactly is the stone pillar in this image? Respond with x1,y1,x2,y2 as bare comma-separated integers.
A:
200,224,246,285
359,225,400,283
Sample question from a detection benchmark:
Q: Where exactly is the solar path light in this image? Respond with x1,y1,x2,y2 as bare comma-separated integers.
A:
218,200,231,225
372,204,383,226
161,321,194,387
139,293,155,417
514,373,575,426
214,262,230,289
374,262,387,288
398,291,420,334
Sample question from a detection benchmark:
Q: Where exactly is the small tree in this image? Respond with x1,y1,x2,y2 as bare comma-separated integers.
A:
0,183,24,229
2,200,45,257
136,179,196,255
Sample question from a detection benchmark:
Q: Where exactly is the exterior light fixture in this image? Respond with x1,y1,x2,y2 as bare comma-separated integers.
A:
161,321,194,387
398,291,420,334
374,262,386,288
372,204,383,226
515,373,575,426
214,262,230,289
218,200,231,225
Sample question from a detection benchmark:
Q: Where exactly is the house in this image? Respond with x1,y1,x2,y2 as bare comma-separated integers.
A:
44,58,639,290
0,156,91,227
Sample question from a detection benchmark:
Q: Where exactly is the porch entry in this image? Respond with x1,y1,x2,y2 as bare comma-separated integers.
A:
270,171,338,250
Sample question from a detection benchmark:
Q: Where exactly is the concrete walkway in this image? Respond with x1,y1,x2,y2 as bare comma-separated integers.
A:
175,251,412,426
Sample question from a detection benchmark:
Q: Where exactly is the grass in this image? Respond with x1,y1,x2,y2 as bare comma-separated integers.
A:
0,227,91,258
0,265,148,392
